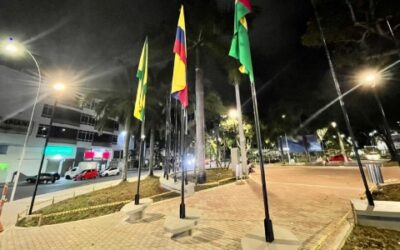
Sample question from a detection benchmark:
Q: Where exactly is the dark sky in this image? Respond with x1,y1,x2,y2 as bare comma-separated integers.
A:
2,0,361,135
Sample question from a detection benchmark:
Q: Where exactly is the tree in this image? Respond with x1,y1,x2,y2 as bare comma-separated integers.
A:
88,67,136,182
183,0,233,183
302,0,400,160
303,0,400,65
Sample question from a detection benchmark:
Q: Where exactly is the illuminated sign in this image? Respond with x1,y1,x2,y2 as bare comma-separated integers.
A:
85,149,111,160
45,146,74,157
102,151,110,159
84,151,95,159
0,163,9,171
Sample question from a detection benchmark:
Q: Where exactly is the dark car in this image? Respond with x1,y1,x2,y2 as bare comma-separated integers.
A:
26,173,58,184
48,172,60,180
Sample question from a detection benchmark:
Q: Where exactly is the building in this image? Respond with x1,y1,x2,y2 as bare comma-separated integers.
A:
0,65,129,182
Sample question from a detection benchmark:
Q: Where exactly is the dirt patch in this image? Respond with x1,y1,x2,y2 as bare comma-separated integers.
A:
372,183,400,202
342,225,400,250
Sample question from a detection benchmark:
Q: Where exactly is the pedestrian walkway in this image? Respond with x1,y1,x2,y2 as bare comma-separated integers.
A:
1,166,398,249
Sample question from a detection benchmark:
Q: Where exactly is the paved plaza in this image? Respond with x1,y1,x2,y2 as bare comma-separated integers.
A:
1,166,399,249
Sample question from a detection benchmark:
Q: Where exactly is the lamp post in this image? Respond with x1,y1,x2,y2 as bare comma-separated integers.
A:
281,114,291,164
28,83,65,215
1,37,43,202
361,71,398,163
331,122,348,163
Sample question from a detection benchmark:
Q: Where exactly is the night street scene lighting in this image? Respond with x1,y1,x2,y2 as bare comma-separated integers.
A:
0,0,399,249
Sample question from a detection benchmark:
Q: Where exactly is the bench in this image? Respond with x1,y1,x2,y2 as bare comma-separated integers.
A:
164,216,196,238
120,198,153,222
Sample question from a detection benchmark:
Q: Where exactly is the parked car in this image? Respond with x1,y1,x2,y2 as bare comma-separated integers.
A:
48,172,60,180
328,154,349,162
74,169,98,181
65,162,99,180
100,167,120,177
26,173,58,184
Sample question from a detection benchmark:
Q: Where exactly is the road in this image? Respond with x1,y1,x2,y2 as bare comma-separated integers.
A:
2,170,163,201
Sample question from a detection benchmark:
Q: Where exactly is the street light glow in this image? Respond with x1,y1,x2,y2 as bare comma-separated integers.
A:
228,108,238,119
1,37,24,57
53,82,66,91
358,69,381,87
281,114,286,119
5,43,18,53
331,121,337,128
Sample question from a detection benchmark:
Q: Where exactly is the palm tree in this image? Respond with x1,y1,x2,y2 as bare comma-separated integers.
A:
228,68,248,174
88,67,137,182
183,0,233,183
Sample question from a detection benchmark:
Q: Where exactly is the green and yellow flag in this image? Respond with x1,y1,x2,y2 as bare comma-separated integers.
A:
133,38,149,121
229,0,254,82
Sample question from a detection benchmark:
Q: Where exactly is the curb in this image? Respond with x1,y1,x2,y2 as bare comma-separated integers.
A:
308,210,354,250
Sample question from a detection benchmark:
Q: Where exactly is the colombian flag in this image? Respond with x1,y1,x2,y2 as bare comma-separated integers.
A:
171,5,188,108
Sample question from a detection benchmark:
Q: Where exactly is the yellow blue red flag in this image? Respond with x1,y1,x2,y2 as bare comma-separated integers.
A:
171,5,188,108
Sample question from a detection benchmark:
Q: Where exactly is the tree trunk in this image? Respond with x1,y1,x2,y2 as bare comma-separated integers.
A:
149,127,155,176
234,82,248,175
337,131,348,163
195,47,206,183
122,116,131,182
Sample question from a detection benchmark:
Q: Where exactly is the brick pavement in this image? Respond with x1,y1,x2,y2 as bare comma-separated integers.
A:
0,166,399,250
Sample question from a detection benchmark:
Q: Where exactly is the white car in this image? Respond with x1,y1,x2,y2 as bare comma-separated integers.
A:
100,167,120,177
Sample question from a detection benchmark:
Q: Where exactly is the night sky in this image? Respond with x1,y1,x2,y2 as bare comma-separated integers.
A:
1,0,399,143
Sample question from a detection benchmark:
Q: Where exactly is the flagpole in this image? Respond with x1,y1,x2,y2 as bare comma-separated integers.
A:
174,99,178,182
134,118,145,205
250,80,274,242
179,106,186,218
164,95,171,180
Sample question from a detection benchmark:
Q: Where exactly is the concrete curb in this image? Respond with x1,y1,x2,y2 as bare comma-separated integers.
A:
308,210,354,250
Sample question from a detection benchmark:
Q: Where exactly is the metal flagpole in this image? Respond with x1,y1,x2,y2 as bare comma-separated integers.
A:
134,119,145,205
174,99,178,182
163,95,171,179
179,106,186,218
312,0,374,206
249,80,274,242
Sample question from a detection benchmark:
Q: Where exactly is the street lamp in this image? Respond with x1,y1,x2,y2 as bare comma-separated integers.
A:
2,37,43,202
29,82,66,215
330,121,347,163
360,70,398,163
228,108,238,119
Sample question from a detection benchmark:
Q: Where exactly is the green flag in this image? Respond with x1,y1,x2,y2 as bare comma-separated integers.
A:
133,38,149,121
229,0,254,82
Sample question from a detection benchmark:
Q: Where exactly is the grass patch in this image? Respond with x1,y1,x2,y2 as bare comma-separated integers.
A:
203,168,234,183
17,169,235,227
17,176,166,227
372,183,400,202
194,168,235,191
342,225,400,250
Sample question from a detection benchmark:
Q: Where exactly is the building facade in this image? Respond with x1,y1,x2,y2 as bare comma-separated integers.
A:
0,66,128,182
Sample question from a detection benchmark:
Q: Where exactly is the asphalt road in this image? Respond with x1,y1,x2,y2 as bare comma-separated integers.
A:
2,169,162,201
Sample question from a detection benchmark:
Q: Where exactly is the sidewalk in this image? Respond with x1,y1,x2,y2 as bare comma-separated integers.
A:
0,175,141,231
